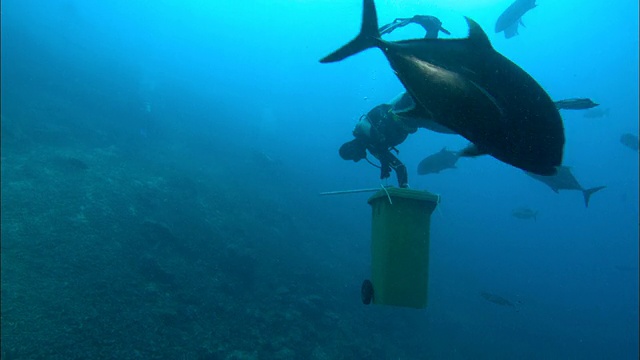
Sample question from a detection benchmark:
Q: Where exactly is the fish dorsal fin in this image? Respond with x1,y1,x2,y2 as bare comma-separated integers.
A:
465,17,492,49
440,147,447,152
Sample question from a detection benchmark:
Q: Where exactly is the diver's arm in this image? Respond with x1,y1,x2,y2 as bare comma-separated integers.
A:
390,157,409,188
371,147,408,188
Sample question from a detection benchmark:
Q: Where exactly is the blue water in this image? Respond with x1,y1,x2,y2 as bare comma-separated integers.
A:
1,0,638,359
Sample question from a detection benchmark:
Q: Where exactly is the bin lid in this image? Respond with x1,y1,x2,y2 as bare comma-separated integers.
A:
367,187,440,204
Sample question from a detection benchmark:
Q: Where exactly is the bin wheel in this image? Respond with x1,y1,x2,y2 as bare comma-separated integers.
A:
361,279,374,305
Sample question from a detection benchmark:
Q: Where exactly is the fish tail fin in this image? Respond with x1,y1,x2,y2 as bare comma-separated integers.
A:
582,186,606,207
320,0,380,63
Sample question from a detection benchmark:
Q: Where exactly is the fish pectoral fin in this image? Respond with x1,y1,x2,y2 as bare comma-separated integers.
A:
395,107,425,119
459,143,488,157
468,80,505,117
392,91,427,118
519,18,526,28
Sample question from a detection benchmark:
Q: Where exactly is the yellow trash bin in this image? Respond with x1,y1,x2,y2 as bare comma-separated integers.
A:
365,187,439,308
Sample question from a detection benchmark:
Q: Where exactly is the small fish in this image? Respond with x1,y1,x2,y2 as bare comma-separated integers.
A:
614,265,638,272
583,108,610,118
503,19,522,39
511,207,538,220
480,291,517,307
495,0,537,38
554,98,599,110
361,279,374,305
620,133,639,152
417,147,460,175
525,166,606,207
52,156,89,172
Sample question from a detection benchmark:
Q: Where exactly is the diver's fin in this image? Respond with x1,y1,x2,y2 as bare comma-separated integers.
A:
379,18,411,35
320,0,380,63
378,24,394,35
582,186,606,207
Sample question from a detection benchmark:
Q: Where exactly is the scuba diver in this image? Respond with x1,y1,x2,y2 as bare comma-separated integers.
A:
339,95,418,188
379,15,451,38
338,16,450,188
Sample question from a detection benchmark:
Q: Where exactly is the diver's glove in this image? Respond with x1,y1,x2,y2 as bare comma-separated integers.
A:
380,163,392,180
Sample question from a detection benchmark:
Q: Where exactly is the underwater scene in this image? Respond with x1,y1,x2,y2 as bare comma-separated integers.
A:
1,0,638,359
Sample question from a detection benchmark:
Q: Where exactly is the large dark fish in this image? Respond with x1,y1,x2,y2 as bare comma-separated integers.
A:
554,98,599,110
320,0,564,176
417,147,460,175
620,133,639,151
525,166,606,207
480,291,516,307
495,0,537,37
390,92,456,134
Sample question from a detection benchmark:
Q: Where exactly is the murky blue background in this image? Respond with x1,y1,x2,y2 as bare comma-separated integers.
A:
2,0,638,358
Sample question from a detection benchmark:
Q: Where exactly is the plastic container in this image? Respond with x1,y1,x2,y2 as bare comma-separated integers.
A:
367,187,439,308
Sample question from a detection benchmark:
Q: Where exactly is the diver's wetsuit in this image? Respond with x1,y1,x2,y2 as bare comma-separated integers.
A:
355,104,416,188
